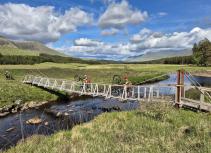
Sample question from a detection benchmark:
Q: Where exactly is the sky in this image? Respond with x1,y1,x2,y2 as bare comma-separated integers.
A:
0,0,211,60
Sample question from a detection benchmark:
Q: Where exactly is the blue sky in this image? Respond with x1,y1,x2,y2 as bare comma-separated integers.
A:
0,0,211,60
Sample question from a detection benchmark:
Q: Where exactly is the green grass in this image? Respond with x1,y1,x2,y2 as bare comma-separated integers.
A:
0,46,39,56
4,103,211,153
0,79,58,107
0,63,210,107
0,63,211,72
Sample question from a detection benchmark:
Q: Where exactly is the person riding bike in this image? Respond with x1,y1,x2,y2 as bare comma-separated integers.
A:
82,75,91,91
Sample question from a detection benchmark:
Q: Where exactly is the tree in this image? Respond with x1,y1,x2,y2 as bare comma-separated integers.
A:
193,38,211,66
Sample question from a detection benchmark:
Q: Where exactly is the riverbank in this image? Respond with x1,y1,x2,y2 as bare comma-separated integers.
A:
192,70,211,77
0,92,79,118
3,102,211,153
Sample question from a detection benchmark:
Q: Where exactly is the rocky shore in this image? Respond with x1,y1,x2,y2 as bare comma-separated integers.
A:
0,93,79,118
0,100,49,117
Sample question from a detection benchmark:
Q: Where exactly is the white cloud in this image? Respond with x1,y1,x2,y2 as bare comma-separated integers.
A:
57,38,137,60
90,0,116,4
101,28,119,36
0,3,93,43
158,12,168,17
130,27,211,51
74,38,103,46
98,0,148,30
56,27,211,60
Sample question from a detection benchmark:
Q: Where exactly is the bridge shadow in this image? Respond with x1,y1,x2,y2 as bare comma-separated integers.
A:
28,83,94,103
29,84,70,102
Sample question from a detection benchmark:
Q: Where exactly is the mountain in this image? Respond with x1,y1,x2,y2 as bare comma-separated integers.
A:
0,36,66,56
127,49,193,62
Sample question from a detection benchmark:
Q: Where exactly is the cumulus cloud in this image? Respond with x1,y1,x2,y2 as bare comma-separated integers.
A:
101,28,119,36
74,38,103,46
98,0,148,30
57,27,211,60
0,3,93,43
57,38,137,60
130,27,211,51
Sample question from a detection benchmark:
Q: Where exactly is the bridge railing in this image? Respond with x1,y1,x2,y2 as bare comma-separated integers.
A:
23,75,178,101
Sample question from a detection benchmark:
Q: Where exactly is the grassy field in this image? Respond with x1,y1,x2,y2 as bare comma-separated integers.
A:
4,102,211,153
0,63,210,107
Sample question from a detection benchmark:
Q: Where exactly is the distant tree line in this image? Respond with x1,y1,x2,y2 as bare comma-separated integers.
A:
0,53,118,65
163,56,194,64
128,56,194,65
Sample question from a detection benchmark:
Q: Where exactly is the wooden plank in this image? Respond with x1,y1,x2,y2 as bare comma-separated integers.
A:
181,98,211,112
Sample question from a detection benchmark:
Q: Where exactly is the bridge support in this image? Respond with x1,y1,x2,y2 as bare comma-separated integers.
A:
176,69,185,107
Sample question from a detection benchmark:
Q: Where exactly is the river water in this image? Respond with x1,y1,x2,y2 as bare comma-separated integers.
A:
0,96,139,151
0,74,210,151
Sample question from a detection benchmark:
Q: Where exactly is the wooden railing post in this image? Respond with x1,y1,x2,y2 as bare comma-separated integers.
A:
137,86,140,100
176,70,181,106
181,69,185,98
200,90,205,103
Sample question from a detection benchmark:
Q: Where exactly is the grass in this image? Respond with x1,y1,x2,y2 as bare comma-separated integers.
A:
0,79,58,107
4,103,211,153
0,63,210,107
0,46,39,56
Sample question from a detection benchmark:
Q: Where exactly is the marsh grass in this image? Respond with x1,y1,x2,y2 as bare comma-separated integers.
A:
4,102,211,153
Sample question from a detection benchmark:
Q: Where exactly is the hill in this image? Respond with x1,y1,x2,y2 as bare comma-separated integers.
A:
0,36,65,56
127,49,193,62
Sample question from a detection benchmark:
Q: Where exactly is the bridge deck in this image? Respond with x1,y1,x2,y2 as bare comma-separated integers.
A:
180,98,211,112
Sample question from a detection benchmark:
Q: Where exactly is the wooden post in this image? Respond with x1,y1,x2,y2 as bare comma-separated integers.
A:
148,86,153,102
60,81,65,91
124,85,128,99
144,87,147,98
181,69,185,98
103,85,106,95
137,86,140,100
90,83,93,93
157,88,159,98
132,87,135,98
96,84,99,96
176,70,181,105
200,90,205,103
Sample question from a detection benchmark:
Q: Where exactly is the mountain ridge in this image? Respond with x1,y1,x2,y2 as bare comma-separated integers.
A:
127,49,193,62
0,36,66,56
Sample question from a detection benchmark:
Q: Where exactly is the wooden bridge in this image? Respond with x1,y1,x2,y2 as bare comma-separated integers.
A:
23,70,211,112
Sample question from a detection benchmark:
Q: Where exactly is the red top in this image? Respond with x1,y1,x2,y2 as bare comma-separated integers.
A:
124,76,128,80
